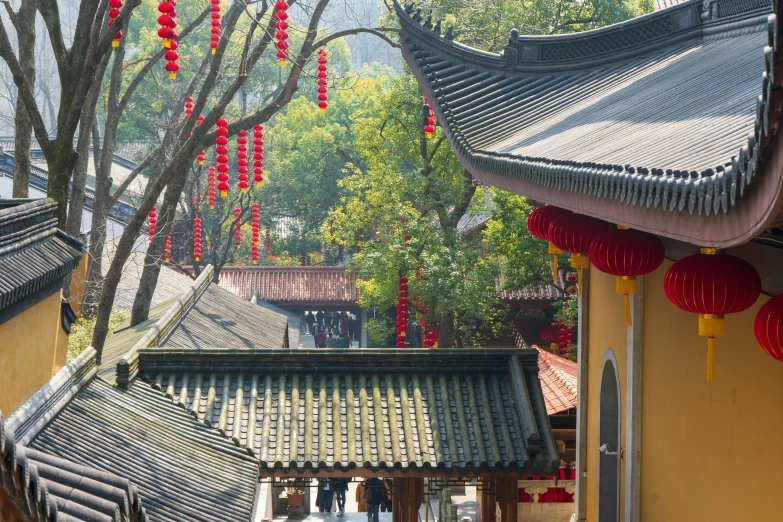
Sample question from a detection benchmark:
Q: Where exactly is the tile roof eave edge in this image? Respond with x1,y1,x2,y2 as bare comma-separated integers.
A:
116,265,214,386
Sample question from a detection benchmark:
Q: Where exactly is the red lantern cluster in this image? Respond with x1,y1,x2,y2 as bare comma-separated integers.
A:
157,0,176,47
317,49,329,113
164,235,171,262
148,206,157,240
396,276,409,348
108,0,123,47
528,205,572,281
251,203,260,264
665,249,760,381
539,325,559,353
193,216,202,262
557,322,573,355
264,222,271,252
185,97,193,119
210,0,221,54
234,208,241,246
207,166,216,209
216,118,229,197
237,129,249,193
755,295,783,363
275,1,290,66
423,99,435,139
549,213,608,294
253,125,264,187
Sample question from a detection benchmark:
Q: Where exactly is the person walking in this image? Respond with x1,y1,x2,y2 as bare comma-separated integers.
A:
380,478,393,512
316,310,325,330
356,479,368,513
306,311,315,335
317,478,333,512
300,312,307,334
316,329,327,348
332,478,349,516
364,477,384,522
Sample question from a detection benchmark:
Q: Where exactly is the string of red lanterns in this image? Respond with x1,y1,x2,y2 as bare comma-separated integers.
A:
207,166,216,209
184,98,193,119
193,216,202,262
215,118,229,197
275,1,290,66
548,213,608,296
108,0,123,47
423,99,435,139
253,125,264,187
210,0,221,54
164,235,171,262
237,129,249,193
527,205,572,281
157,0,179,78
197,117,206,164
264,222,271,252
539,325,559,353
234,208,241,246
148,206,157,240
251,203,260,264
317,49,328,114
396,276,409,348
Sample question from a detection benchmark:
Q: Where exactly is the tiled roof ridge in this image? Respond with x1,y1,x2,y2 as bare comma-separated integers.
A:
0,198,56,223
536,348,578,396
1,411,149,522
497,270,566,302
4,348,97,446
116,265,214,386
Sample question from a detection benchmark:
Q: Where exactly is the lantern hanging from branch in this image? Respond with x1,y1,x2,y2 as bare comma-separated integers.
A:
548,213,608,295
275,1,290,66
157,0,175,47
215,118,230,197
527,205,572,281
193,216,202,262
396,276,409,348
210,0,221,54
422,99,435,139
264,222,271,252
539,325,559,353
251,203,259,264
164,235,171,262
664,249,760,381
208,166,216,209
197,119,206,165
253,125,264,187
148,206,157,240
317,49,329,113
234,208,241,246
184,97,193,119
754,294,783,363
237,129,249,193
108,0,123,47
589,227,665,327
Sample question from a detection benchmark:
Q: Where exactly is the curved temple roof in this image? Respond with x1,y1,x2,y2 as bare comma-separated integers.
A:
397,0,783,247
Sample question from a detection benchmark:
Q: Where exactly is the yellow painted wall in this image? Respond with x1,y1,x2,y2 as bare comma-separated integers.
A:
0,290,64,414
69,252,89,317
584,259,783,521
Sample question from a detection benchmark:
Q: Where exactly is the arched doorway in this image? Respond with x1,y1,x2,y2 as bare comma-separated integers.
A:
597,350,620,522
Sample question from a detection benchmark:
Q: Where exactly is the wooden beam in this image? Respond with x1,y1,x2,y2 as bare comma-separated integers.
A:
258,468,533,479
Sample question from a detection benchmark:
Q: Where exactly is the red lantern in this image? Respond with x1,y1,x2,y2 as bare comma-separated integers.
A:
664,249,760,381
216,118,230,197
396,275,409,348
423,99,435,139
528,205,572,281
754,294,783,362
210,0,221,54
237,129,249,193
164,235,171,262
234,207,241,246
540,325,559,353
148,206,157,240
253,125,264,187
589,227,665,327
157,0,177,49
184,97,193,119
251,203,260,264
109,0,123,47
193,216,202,262
317,49,328,113
275,1,289,66
207,166,216,209
549,213,608,294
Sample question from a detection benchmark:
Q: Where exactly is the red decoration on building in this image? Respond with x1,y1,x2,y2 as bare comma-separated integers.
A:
396,276,409,348
207,166,216,209
251,203,260,264
210,0,221,54
264,222,271,252
164,235,171,262
253,125,264,187
148,206,157,240
528,205,572,281
275,1,290,66
216,118,230,197
556,322,573,355
193,216,202,262
664,249,761,381
237,129,249,193
317,49,328,113
548,213,608,294
754,294,783,362
589,227,665,327
540,325,559,353
234,208,241,246
423,99,435,139
108,0,123,47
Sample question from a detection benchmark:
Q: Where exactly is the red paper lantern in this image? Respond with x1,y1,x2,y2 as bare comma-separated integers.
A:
109,0,123,47
549,213,608,294
528,205,572,281
589,227,665,326
148,206,157,240
184,97,193,119
157,1,177,49
237,129,249,193
164,235,171,262
207,166,216,209
216,118,230,197
540,325,559,352
264,222,271,252
664,249,760,381
754,294,783,362
251,203,260,264
253,125,264,187
210,0,221,53
423,99,435,139
275,1,289,66
317,49,329,113
234,207,241,246
193,216,202,262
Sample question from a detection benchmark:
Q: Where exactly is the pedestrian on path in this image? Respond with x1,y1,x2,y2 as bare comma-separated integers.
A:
316,329,327,348
364,477,384,522
332,478,349,516
317,478,333,512
306,311,315,335
356,480,368,512
380,479,393,512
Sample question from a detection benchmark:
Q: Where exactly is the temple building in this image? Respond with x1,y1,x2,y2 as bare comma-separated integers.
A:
396,0,783,520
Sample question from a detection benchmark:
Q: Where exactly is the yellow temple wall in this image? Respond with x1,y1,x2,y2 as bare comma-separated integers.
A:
0,290,65,415
585,260,783,522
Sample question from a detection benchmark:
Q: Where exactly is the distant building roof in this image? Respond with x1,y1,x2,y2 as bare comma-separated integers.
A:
219,266,360,306
251,290,301,348
396,0,782,247
535,347,578,415
110,254,195,312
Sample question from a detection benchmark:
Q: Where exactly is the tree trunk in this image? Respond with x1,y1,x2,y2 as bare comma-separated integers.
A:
438,311,456,348
11,0,36,198
65,90,101,238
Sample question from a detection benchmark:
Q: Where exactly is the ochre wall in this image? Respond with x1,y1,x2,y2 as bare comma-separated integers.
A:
69,251,89,316
0,290,64,414
584,260,783,521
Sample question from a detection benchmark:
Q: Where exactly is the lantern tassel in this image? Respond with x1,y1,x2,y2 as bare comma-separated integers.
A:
212,48,217,55
552,253,558,282
577,268,583,297
707,336,715,382
624,293,632,327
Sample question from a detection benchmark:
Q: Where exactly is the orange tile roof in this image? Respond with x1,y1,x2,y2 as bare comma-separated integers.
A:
534,347,578,415
218,266,360,305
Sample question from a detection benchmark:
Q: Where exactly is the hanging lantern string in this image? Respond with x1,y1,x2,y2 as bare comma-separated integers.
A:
317,49,329,114
210,0,221,54
108,0,124,47
216,118,230,197
275,1,290,66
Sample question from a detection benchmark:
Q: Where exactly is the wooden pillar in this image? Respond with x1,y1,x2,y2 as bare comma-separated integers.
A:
575,269,590,521
478,478,497,522
392,478,404,522
625,276,644,522
497,478,518,522
394,478,422,521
